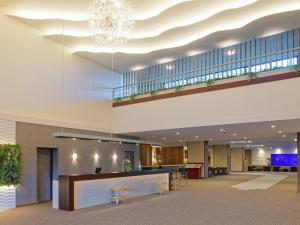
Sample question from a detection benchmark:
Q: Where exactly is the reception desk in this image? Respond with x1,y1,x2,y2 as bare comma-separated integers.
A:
59,169,171,211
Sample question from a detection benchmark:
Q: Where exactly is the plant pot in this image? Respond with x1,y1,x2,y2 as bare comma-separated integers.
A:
0,186,16,212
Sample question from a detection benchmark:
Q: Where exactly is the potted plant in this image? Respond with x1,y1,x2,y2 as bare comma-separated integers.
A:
150,90,157,97
174,85,182,92
123,159,132,173
247,72,258,80
0,144,21,211
129,93,138,100
292,65,300,74
206,79,215,90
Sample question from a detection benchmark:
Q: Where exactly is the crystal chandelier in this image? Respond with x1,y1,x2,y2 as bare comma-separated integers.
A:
87,0,135,46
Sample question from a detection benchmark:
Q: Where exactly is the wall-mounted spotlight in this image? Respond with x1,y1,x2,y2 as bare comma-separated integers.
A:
94,153,99,161
112,153,118,161
72,152,78,161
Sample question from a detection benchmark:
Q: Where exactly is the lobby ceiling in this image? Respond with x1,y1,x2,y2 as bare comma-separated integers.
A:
124,119,300,150
1,0,300,72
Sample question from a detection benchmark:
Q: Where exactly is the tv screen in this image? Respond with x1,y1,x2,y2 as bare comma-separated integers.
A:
271,154,297,167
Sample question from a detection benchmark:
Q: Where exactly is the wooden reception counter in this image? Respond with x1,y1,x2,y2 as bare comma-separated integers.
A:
59,169,171,211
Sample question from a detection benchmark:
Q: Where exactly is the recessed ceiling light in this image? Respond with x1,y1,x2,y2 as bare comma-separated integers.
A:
282,135,286,138
209,138,214,141
243,137,247,140
233,133,237,136
247,141,252,143
98,139,101,143
162,137,166,140
176,132,180,135
166,65,173,70
227,49,236,55
278,130,282,134
219,129,224,132
271,125,276,128
294,138,297,142
72,138,76,141
195,136,199,139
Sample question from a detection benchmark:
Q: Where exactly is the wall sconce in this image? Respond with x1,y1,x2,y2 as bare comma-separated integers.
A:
94,153,99,161
112,153,118,161
72,153,78,161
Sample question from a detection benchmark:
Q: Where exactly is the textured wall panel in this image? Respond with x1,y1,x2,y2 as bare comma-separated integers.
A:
75,174,169,209
0,119,16,144
0,187,16,212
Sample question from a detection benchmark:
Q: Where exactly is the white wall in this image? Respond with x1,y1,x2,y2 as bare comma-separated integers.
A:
252,145,297,166
0,119,16,144
0,11,120,133
113,76,300,134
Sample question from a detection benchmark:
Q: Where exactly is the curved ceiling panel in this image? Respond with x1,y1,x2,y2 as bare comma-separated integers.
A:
63,0,300,54
0,0,190,21
78,10,300,72
9,0,258,39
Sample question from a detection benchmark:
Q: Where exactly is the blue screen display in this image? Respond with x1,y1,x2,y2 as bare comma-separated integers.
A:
271,154,297,166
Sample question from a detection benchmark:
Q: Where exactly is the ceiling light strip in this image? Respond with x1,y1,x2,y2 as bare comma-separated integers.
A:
52,132,161,145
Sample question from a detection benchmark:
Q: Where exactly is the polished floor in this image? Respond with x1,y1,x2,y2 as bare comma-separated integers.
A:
1,174,300,225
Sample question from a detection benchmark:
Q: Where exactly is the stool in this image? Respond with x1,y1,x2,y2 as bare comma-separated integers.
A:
111,187,129,205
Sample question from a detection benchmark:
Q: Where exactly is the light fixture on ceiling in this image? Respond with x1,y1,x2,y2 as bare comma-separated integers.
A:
233,133,237,136
53,132,161,146
278,130,282,134
87,0,135,45
282,135,286,138
176,132,180,135
209,138,214,141
271,125,276,128
227,49,236,56
166,65,173,70
295,138,297,142
243,137,247,140
162,137,167,140
195,136,199,139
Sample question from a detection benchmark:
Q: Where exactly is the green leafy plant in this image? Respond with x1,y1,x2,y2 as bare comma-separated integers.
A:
114,97,122,102
150,90,157,96
0,144,21,186
129,93,138,100
206,79,215,89
292,65,300,73
174,85,182,92
246,72,258,80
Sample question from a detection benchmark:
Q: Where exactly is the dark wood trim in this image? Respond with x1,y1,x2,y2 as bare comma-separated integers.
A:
113,72,299,107
59,169,172,211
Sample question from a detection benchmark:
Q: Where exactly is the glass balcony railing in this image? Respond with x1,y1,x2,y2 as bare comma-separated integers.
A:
113,47,300,100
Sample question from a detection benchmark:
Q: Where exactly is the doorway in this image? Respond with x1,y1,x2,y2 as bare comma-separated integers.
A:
244,149,252,171
36,148,58,203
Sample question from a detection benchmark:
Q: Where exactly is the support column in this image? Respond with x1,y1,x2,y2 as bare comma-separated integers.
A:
297,133,300,193
227,145,231,174
204,141,209,178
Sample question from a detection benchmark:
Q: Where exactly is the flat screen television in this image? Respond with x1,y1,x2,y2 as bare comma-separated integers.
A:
271,154,297,167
